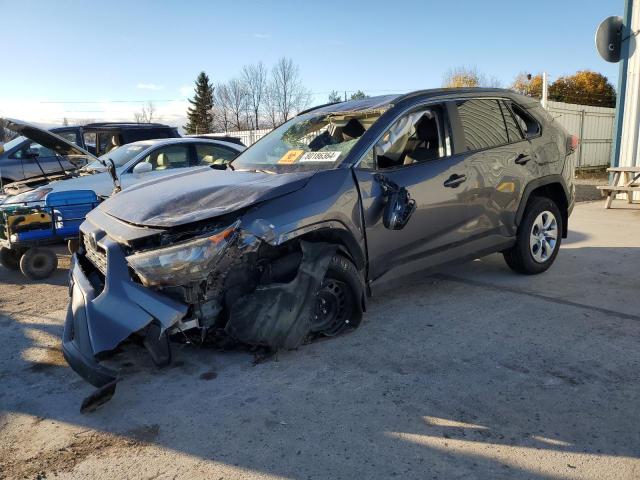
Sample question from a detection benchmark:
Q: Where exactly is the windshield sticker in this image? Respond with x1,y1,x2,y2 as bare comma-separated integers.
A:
278,149,304,164
299,151,341,163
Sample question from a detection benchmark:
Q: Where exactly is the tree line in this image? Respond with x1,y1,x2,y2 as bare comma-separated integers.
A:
184,57,311,135
443,66,616,108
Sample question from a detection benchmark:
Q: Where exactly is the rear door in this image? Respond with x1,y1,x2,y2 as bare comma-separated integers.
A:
354,103,485,283
194,142,239,166
450,98,532,237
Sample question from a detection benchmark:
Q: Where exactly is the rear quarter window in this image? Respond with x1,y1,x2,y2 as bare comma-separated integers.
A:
510,102,542,138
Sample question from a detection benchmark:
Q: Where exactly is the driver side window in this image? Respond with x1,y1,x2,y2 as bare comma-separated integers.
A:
361,106,446,170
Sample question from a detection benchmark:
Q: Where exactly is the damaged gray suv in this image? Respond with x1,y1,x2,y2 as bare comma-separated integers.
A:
64,89,576,400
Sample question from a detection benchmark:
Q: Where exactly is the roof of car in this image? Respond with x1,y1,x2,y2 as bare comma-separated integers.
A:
84,122,173,128
123,137,244,150
306,88,537,115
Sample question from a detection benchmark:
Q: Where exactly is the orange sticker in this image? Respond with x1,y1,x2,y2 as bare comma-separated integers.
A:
278,149,304,164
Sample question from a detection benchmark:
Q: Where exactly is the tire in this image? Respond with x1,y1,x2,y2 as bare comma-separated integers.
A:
311,254,364,337
19,248,59,280
503,196,562,275
0,247,20,271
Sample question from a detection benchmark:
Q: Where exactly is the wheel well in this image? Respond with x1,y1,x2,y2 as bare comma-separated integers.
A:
528,183,569,238
293,228,365,271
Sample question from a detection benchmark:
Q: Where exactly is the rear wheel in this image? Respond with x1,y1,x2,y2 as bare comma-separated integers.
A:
503,196,562,275
19,248,58,280
0,247,20,271
311,255,363,337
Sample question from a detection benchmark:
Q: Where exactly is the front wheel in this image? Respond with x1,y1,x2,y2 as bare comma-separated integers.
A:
503,196,562,275
310,255,363,337
20,248,59,280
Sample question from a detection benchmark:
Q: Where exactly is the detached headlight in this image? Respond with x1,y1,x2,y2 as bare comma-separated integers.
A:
126,221,239,287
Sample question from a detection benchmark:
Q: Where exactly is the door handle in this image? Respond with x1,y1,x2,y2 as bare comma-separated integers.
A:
514,153,530,165
443,173,467,188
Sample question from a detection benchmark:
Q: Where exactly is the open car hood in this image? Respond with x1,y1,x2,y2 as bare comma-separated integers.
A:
99,168,315,228
2,118,98,162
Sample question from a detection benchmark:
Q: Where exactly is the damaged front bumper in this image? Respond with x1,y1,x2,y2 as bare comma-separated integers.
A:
62,235,188,388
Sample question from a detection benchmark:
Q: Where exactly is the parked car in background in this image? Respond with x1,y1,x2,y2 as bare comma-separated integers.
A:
0,122,180,187
63,88,577,396
1,121,244,201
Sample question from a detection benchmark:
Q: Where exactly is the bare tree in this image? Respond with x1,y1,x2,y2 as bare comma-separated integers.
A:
242,62,267,129
270,57,310,124
134,101,157,123
214,83,232,132
263,83,281,129
328,90,343,103
227,78,248,130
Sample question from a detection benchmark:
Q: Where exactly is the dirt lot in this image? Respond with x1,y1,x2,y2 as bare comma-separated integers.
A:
1,199,639,480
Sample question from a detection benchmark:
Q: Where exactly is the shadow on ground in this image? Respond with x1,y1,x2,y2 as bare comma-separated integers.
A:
1,226,639,478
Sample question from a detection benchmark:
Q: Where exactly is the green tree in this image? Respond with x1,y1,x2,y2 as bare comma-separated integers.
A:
548,70,616,107
184,71,215,134
328,90,342,103
350,90,368,100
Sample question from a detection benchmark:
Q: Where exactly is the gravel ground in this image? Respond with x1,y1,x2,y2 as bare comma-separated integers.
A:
0,200,639,479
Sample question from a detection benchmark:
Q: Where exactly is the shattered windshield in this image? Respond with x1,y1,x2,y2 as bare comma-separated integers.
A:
231,110,383,172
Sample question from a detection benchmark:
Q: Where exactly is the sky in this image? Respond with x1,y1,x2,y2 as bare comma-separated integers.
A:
0,0,623,128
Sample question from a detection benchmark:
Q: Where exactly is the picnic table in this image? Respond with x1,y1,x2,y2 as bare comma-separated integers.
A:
597,166,640,209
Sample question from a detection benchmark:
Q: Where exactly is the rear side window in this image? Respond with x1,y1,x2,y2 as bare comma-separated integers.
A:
499,101,524,142
195,143,237,165
509,102,541,138
456,99,509,151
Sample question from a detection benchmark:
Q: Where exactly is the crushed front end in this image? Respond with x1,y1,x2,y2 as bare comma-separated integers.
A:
63,207,342,393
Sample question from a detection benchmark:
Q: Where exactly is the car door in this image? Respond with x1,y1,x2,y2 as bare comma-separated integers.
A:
10,141,62,177
354,103,487,284
119,143,194,190
194,142,239,166
450,98,532,238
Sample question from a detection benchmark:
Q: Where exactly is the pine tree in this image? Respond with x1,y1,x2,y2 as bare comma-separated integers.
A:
184,72,214,134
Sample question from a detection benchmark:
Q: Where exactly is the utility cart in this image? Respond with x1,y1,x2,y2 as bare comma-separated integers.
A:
0,190,99,279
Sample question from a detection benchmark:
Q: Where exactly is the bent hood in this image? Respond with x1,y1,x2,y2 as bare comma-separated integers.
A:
99,168,315,228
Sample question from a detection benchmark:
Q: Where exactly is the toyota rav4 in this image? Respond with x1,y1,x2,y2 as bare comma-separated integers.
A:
63,89,576,400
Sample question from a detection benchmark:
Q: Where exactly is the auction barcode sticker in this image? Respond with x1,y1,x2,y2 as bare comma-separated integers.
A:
299,151,341,162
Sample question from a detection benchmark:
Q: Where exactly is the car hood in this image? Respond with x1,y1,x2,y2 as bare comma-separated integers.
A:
2,118,98,162
99,168,316,228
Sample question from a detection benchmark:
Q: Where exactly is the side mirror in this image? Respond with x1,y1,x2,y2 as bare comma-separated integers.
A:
375,174,416,230
132,162,153,175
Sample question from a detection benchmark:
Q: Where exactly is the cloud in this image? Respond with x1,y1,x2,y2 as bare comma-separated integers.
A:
136,83,164,91
252,33,271,39
179,85,193,97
